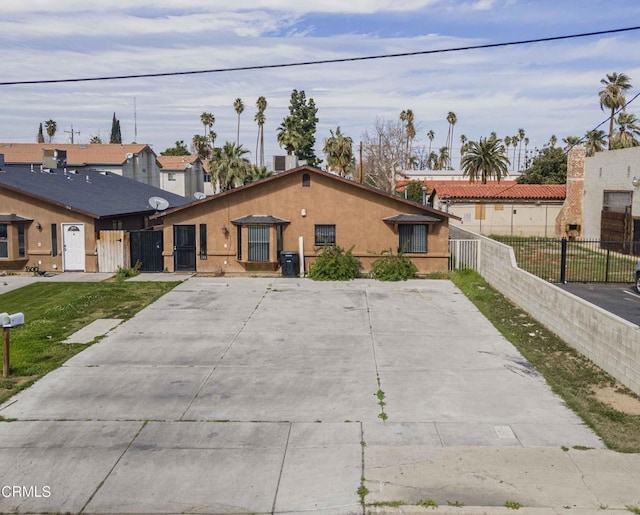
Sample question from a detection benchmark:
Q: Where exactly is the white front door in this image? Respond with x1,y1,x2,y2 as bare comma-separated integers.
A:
62,223,86,271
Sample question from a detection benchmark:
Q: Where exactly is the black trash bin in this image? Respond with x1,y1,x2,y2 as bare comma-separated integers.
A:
280,251,299,277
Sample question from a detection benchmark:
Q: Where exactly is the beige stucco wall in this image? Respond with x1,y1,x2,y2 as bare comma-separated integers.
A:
159,162,204,198
443,201,561,237
0,188,98,272
160,169,451,275
583,147,640,240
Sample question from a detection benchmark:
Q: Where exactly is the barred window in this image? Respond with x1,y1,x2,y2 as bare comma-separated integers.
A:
199,224,207,260
248,225,269,261
399,225,427,253
315,224,336,246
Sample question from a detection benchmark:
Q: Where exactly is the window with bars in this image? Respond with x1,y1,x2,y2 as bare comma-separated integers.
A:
315,224,336,246
398,225,427,253
18,226,25,258
51,224,58,257
0,224,7,258
248,225,269,261
199,224,207,260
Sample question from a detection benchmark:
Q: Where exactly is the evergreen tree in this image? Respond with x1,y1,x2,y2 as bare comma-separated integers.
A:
283,89,320,167
160,140,190,156
516,146,567,184
37,123,45,143
110,113,122,144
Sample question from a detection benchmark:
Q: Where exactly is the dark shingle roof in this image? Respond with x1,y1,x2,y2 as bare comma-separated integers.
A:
0,214,32,222
231,215,290,225
0,167,191,218
383,214,442,224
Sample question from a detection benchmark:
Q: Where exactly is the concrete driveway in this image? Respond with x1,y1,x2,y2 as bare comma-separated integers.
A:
1,278,638,514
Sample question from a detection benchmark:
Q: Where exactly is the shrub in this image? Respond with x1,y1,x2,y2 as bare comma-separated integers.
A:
114,260,142,282
370,249,417,281
309,245,362,281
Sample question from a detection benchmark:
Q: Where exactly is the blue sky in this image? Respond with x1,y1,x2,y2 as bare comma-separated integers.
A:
1,0,639,170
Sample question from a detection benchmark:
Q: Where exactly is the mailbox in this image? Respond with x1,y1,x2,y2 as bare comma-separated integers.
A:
2,313,24,328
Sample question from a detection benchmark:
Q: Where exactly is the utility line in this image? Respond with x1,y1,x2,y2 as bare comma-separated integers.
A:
1,26,639,86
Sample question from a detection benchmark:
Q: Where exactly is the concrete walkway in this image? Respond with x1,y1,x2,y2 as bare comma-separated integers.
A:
0,278,638,514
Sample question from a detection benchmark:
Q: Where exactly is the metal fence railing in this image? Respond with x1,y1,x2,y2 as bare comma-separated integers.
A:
493,237,638,283
448,239,480,271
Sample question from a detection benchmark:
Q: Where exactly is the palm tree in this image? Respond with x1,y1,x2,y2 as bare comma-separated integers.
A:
459,134,468,159
212,142,251,190
427,151,438,170
200,112,215,137
511,135,518,171
277,117,302,155
233,98,244,146
585,129,607,156
611,112,640,149
517,128,525,171
461,138,510,184
244,165,273,184
45,119,57,143
323,126,355,177
599,72,633,147
427,130,435,157
192,134,211,160
254,96,267,167
504,136,511,156
562,135,582,152
445,112,457,165
436,146,450,170
400,109,415,168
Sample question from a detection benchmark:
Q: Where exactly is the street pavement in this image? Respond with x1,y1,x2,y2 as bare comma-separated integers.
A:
0,277,639,514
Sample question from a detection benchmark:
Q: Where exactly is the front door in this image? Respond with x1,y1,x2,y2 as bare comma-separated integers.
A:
62,223,86,271
173,225,196,272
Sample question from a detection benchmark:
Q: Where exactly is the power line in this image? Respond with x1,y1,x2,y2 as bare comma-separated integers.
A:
1,26,639,86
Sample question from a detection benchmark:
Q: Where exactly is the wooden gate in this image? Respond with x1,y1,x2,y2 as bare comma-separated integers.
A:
97,230,130,272
600,207,632,254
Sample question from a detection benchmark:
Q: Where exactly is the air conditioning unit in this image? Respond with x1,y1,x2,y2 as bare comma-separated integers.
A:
273,155,299,173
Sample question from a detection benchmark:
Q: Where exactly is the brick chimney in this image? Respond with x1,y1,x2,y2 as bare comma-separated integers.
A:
555,145,586,239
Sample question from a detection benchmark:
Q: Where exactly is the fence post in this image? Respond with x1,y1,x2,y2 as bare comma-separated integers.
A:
605,249,610,283
560,238,567,284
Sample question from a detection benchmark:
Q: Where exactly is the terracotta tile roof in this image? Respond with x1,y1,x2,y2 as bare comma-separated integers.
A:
0,143,153,166
407,180,566,200
157,155,200,170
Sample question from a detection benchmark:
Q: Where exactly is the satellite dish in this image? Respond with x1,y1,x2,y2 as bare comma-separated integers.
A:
126,152,134,159
148,196,170,211
193,191,206,200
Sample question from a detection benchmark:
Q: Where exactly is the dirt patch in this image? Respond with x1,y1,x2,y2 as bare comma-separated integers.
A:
593,386,640,415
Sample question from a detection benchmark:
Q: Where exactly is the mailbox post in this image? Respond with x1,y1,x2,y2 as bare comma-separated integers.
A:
2,312,24,378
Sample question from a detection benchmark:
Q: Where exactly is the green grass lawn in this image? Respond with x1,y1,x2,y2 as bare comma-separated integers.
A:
0,281,178,406
452,269,640,453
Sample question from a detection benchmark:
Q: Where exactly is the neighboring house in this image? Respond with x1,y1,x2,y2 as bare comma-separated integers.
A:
0,143,162,189
157,155,205,199
578,146,640,249
153,165,458,275
0,165,190,272
429,181,565,237
399,169,522,183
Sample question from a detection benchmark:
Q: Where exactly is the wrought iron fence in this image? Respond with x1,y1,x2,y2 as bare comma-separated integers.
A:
493,237,638,283
448,239,480,271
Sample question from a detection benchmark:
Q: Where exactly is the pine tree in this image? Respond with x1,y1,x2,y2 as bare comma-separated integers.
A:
37,123,45,143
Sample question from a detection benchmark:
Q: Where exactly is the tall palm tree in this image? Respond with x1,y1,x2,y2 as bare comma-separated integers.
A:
323,126,355,177
511,135,518,171
254,96,267,167
200,112,215,137
599,72,633,148
277,117,301,155
436,146,450,170
585,129,607,156
517,128,525,171
400,109,415,169
445,112,457,165
212,142,251,190
192,134,211,160
461,138,510,184
459,134,468,159
611,111,640,149
233,98,244,146
45,119,57,143
504,136,511,156
427,130,435,157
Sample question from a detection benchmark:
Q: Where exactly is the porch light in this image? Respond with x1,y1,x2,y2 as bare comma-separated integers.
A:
221,225,228,234
35,222,42,230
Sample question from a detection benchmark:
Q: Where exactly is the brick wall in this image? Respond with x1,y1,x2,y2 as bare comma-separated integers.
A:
451,225,640,396
555,145,586,239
